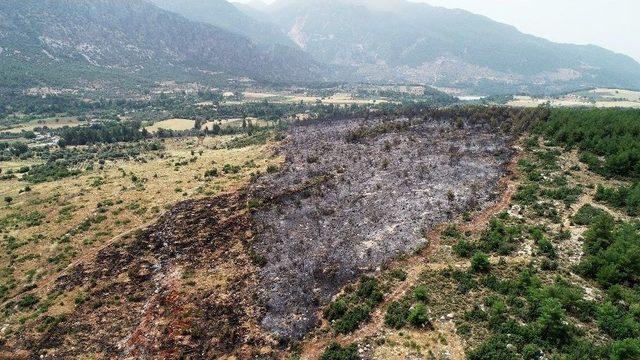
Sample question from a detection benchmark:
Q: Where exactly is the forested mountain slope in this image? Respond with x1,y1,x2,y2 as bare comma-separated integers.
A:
0,0,327,89
266,0,640,93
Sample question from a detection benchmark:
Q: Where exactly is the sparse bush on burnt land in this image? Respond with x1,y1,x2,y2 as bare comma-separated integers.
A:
320,342,360,360
324,276,384,334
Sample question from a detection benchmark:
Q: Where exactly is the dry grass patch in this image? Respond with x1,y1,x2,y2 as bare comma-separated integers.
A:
144,118,195,132
0,135,281,337
1,117,80,134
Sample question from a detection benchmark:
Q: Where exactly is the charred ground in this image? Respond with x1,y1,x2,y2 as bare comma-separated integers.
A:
250,116,516,340
7,194,275,359
3,107,538,358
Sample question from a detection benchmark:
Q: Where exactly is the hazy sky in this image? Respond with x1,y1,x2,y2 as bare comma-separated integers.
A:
417,0,640,62
239,0,640,62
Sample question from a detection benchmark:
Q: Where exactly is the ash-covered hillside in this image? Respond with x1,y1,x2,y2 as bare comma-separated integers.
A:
250,115,516,339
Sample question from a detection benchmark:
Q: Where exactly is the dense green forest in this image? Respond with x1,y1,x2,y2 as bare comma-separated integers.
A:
56,122,148,147
535,108,640,180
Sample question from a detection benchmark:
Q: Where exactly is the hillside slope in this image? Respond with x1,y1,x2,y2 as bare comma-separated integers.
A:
149,0,295,47
266,0,640,94
0,0,326,89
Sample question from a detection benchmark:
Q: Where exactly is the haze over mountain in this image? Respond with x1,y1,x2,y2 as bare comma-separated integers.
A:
0,0,639,94
149,0,294,47
261,0,640,93
0,0,327,89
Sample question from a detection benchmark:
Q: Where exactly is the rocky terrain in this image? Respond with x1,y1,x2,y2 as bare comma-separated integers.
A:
265,0,640,93
250,116,515,340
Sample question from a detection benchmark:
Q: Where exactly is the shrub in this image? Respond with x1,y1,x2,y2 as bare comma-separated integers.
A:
464,304,488,322
17,294,39,310
24,163,80,183
222,164,241,174
356,276,383,304
513,184,540,205
535,108,640,180
536,237,556,259
384,301,410,329
536,298,572,345
324,299,348,322
334,304,371,334
204,168,218,177
611,339,640,360
468,335,517,360
326,276,384,334
75,292,89,305
413,284,429,302
521,344,542,360
597,302,640,340
36,315,65,333
478,218,521,255
443,224,462,238
451,269,478,293
594,184,640,216
572,204,611,226
390,269,407,281
407,303,430,327
471,252,491,273
457,322,471,336
453,239,476,258
540,186,582,206
540,258,558,271
320,342,360,360
578,221,640,288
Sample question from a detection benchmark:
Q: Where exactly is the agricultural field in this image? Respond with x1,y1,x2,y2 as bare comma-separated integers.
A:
0,117,81,134
241,91,389,105
143,118,197,132
144,117,270,133
507,88,640,108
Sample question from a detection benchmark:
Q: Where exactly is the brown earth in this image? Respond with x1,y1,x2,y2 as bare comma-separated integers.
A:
4,193,278,359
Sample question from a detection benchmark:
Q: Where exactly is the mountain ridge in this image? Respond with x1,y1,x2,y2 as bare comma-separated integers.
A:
149,0,295,47
0,0,638,94
263,0,640,94
0,0,328,90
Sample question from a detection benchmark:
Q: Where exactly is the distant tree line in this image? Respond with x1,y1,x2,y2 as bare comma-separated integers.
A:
56,121,148,147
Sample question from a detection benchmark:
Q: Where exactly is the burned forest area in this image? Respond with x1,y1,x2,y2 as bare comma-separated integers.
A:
3,1,640,359
2,106,538,359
